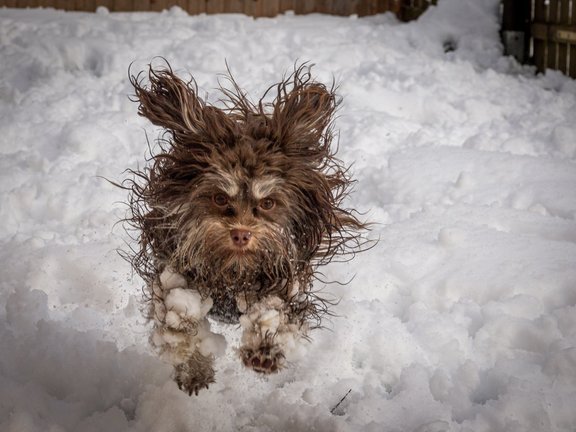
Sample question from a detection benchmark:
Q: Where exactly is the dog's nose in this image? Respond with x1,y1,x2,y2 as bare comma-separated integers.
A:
230,229,252,248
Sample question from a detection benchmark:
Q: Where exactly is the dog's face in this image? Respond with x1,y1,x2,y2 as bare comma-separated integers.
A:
174,159,298,284
127,64,365,291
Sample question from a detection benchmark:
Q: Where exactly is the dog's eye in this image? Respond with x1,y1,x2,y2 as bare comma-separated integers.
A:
213,193,229,207
259,198,275,211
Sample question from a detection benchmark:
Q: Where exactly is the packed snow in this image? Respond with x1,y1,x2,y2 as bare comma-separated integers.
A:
1,0,576,431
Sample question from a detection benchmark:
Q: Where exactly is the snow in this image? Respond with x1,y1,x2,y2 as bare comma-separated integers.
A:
1,1,576,431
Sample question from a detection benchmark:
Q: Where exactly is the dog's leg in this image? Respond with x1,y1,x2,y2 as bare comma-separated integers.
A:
237,294,309,374
149,268,225,395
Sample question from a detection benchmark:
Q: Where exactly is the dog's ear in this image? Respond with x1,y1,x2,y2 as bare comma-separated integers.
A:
130,65,235,147
271,67,337,157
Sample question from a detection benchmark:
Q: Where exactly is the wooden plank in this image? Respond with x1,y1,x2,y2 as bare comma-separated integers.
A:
330,0,353,15
74,0,83,10
63,0,75,10
557,46,569,75
243,0,257,17
279,0,295,13
532,22,576,43
149,0,167,12
115,0,134,11
376,0,388,14
556,27,576,43
356,0,372,16
546,0,559,69
248,0,261,16
53,0,67,10
559,0,570,24
223,0,244,13
400,0,431,21
548,0,559,22
205,0,223,14
533,0,548,73
571,48,576,78
172,0,188,12
294,0,314,14
531,22,548,39
331,0,347,15
97,0,116,12
533,0,547,20
571,0,576,77
84,0,96,11
137,0,151,11
186,0,207,14
557,0,570,73
379,0,401,15
314,0,331,14
260,0,280,16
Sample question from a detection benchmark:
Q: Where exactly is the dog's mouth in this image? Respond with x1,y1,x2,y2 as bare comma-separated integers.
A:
229,246,253,255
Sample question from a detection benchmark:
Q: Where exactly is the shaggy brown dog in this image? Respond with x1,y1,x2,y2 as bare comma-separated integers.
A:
123,62,367,395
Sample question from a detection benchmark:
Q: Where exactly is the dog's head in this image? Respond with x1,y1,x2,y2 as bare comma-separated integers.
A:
126,62,365,292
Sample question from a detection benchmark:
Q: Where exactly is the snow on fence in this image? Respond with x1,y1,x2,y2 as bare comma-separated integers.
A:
0,0,434,20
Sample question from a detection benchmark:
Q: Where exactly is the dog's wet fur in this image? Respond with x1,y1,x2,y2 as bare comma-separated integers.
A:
121,62,367,395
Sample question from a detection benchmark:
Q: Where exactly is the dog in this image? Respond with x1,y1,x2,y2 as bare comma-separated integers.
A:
123,62,367,395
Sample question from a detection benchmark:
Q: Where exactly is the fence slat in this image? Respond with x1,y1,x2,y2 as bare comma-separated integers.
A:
222,0,243,13
330,0,353,15
97,0,116,12
357,0,373,16
115,0,133,11
294,0,314,14
547,0,559,69
16,0,34,7
171,0,186,12
570,0,576,76
533,0,548,73
261,0,280,17
315,0,332,14
61,0,73,9
557,0,570,73
186,0,206,14
279,0,294,13
205,0,223,14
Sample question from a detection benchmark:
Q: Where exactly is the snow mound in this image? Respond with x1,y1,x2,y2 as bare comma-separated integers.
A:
1,1,575,431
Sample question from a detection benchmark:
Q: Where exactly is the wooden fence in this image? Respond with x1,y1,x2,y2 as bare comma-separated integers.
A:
6,0,574,78
0,0,434,20
503,0,576,78
532,0,576,77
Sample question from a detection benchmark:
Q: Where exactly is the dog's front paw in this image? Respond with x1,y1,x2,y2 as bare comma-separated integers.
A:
240,343,285,374
175,369,213,396
173,351,215,396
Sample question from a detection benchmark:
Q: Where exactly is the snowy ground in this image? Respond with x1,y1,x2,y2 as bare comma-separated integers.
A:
1,1,576,431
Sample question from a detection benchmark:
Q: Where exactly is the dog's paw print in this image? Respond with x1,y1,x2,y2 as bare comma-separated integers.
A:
240,344,285,374
174,358,215,396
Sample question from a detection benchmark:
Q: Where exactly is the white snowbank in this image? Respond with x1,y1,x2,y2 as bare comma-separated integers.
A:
1,1,575,431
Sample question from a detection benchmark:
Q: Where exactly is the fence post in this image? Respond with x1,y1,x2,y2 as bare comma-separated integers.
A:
501,0,531,63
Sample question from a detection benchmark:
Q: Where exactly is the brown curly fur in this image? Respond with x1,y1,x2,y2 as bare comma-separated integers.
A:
119,60,368,393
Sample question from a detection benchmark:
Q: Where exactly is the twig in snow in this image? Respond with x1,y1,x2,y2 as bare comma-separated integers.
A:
330,389,352,414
